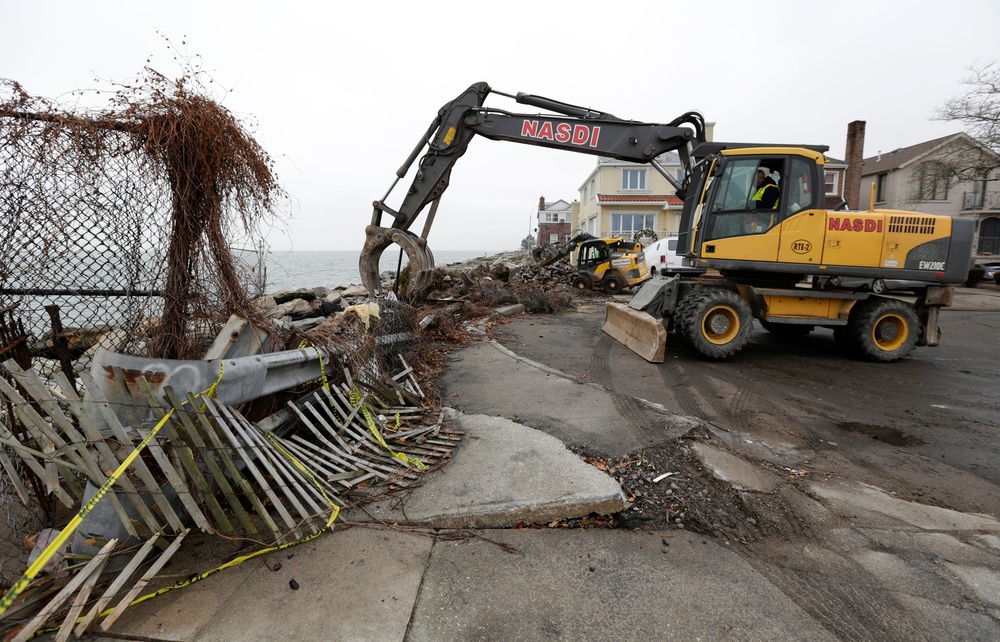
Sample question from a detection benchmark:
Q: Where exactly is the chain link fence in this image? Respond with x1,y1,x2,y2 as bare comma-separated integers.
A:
0,74,280,582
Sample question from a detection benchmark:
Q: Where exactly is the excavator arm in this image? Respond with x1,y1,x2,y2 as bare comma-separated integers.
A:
360,81,706,297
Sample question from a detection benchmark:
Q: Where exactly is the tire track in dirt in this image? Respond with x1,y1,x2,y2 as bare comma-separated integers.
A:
589,335,689,448
748,560,942,642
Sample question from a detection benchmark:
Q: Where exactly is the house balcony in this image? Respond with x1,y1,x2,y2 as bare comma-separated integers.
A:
962,191,1000,211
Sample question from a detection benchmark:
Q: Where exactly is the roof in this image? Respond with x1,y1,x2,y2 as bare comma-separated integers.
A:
541,199,572,211
859,133,965,176
598,194,683,206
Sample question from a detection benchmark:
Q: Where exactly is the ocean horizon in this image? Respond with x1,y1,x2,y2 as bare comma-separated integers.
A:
262,249,507,293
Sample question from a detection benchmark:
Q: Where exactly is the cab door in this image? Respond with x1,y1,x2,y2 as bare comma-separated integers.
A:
699,157,781,262
776,155,825,265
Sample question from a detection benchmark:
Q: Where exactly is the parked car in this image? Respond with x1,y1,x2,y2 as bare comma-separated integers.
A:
643,237,705,275
826,276,931,293
975,262,1000,283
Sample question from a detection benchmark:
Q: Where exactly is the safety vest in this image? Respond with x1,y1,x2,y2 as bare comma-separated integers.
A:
752,184,779,209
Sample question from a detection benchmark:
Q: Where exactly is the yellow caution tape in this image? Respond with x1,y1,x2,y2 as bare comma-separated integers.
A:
349,387,426,470
126,433,339,608
0,361,226,618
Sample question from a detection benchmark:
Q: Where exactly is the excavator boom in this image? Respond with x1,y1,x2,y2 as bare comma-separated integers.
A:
360,82,705,299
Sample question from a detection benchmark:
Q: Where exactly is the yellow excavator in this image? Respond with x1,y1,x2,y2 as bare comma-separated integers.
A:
360,82,974,363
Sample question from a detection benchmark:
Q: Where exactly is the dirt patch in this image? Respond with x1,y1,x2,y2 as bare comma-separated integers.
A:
512,424,809,550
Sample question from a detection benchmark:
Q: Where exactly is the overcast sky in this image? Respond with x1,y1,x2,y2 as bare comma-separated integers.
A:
3,0,999,252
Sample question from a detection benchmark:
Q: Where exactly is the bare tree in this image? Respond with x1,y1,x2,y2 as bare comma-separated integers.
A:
930,61,1000,187
937,61,1000,153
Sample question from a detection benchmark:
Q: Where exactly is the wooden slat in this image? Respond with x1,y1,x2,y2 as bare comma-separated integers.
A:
53,371,161,536
4,364,107,480
54,545,112,642
78,371,185,532
0,374,86,501
74,535,161,637
199,397,298,533
183,391,278,539
134,379,233,535
163,386,258,537
291,402,394,479
0,447,31,505
11,538,118,642
101,530,190,631
127,377,213,534
221,407,319,536
278,436,358,491
0,427,77,508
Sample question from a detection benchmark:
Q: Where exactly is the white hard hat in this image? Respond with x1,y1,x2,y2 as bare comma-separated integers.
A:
757,167,770,177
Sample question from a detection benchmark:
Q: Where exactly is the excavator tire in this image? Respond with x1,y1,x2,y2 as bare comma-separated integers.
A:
844,297,919,362
675,288,752,359
572,276,590,290
602,275,624,294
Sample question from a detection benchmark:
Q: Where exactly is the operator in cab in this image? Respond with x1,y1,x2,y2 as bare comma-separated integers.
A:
752,167,780,210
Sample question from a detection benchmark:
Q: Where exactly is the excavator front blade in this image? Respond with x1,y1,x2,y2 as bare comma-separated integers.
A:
601,275,682,363
602,301,667,363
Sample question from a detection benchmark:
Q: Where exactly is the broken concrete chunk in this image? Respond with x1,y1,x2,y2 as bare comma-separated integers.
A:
272,288,317,304
265,298,315,320
339,284,369,298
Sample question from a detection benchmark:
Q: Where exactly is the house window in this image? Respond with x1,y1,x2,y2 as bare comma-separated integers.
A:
611,212,655,236
825,171,839,195
875,174,888,203
590,179,595,201
543,212,566,223
621,169,647,190
915,162,949,201
549,233,559,244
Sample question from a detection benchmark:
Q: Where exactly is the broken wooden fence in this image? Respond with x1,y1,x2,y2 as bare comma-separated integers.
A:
0,356,461,639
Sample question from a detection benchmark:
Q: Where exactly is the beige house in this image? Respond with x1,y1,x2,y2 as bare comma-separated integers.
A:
859,133,1000,256
574,151,688,242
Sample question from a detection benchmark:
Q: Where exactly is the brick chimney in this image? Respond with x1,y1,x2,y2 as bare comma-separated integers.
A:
538,195,545,213
844,121,866,210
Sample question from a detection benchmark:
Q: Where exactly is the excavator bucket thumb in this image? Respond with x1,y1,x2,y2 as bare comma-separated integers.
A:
601,275,682,363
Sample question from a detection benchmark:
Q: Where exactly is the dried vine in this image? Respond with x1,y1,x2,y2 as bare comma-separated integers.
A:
0,63,286,360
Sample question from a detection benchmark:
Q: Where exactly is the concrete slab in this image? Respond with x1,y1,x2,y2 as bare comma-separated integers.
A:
810,483,1000,532
407,528,837,642
351,409,628,528
692,442,780,492
439,340,697,456
101,526,432,642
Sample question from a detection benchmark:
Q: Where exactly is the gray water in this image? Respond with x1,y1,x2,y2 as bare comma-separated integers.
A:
263,249,502,293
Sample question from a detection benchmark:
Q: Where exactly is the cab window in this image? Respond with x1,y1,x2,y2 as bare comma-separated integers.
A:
785,156,817,215
705,158,784,240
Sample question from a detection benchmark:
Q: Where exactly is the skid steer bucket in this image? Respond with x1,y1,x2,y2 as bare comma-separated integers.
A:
601,275,681,363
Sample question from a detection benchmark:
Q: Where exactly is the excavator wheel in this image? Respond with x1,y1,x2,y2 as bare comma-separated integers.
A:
674,288,752,359
844,297,919,362
572,276,590,290
602,275,624,294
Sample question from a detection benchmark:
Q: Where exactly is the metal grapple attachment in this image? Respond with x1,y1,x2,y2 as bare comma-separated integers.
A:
360,226,436,300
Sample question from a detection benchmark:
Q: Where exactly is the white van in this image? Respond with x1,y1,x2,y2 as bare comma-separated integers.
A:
643,237,704,275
